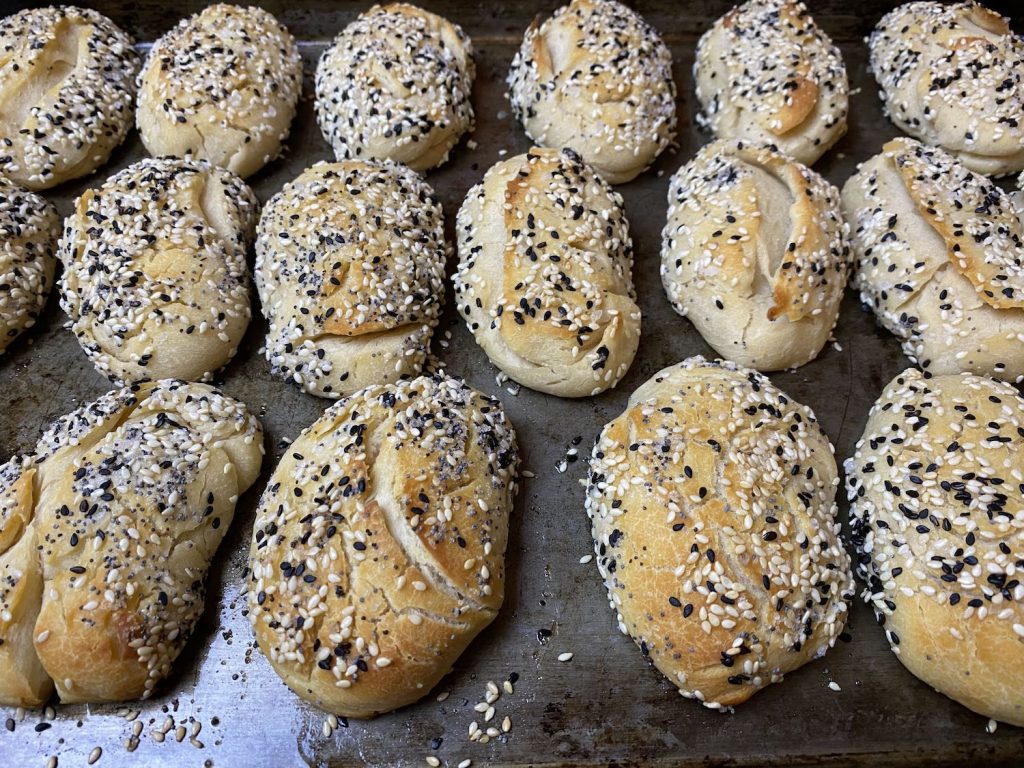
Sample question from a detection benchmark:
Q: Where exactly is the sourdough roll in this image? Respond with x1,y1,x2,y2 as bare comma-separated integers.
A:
255,161,447,398
454,147,640,397
247,375,518,718
315,3,474,172
59,157,258,384
0,6,139,190
869,2,1024,176
842,137,1024,382
587,357,853,708
137,4,302,179
0,178,59,354
694,0,848,166
507,0,676,184
846,368,1024,726
0,379,263,705
661,140,850,371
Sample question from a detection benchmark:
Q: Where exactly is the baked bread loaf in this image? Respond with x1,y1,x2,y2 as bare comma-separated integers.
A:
137,4,302,179
255,161,447,399
315,3,474,172
0,6,139,190
586,356,853,709
0,379,263,705
846,367,1024,726
507,0,676,184
869,2,1024,176
0,178,59,354
247,375,518,717
454,147,641,397
59,156,258,384
661,140,850,371
842,137,1024,382
694,0,848,166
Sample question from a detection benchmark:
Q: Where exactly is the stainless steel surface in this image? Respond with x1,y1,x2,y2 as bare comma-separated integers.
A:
2,2,1023,766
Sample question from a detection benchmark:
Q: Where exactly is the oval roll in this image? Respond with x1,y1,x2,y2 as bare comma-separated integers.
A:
586,356,853,708
247,375,519,718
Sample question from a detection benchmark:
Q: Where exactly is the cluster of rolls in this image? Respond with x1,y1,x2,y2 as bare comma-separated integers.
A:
0,0,1021,735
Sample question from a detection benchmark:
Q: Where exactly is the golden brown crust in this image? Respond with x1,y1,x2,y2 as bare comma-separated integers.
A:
0,380,263,705
587,357,853,709
247,375,518,718
846,368,1024,725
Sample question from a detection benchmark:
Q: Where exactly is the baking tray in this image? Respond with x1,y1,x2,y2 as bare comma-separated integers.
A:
2,1,1023,766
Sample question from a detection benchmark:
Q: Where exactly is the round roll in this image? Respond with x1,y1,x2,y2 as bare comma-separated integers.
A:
694,0,848,166
0,178,59,354
507,0,676,184
454,147,641,397
845,367,1024,726
661,140,850,371
586,356,853,709
0,379,263,705
869,2,1024,176
137,4,302,178
59,156,257,384
315,3,474,172
842,137,1024,382
0,6,139,190
255,161,447,399
247,375,518,718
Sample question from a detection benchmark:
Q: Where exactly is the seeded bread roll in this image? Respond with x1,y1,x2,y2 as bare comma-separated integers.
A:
661,140,850,371
0,178,59,354
59,157,258,384
0,6,139,190
315,3,474,172
0,379,263,705
255,161,447,399
846,368,1024,726
247,375,518,718
454,147,641,397
694,0,848,166
869,2,1024,176
586,357,853,709
842,137,1024,382
137,4,302,179
507,0,676,184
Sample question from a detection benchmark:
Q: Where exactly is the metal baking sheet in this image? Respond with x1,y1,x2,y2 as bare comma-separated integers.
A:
2,1,1023,766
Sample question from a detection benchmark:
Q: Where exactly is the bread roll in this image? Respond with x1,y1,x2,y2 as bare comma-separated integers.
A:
137,4,302,178
869,2,1024,176
0,6,139,190
694,0,848,166
0,178,59,354
661,140,850,371
842,137,1024,382
315,3,474,172
247,375,518,718
59,156,258,384
586,356,853,709
0,379,263,705
845,367,1024,726
507,0,676,184
454,147,640,397
255,161,447,399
